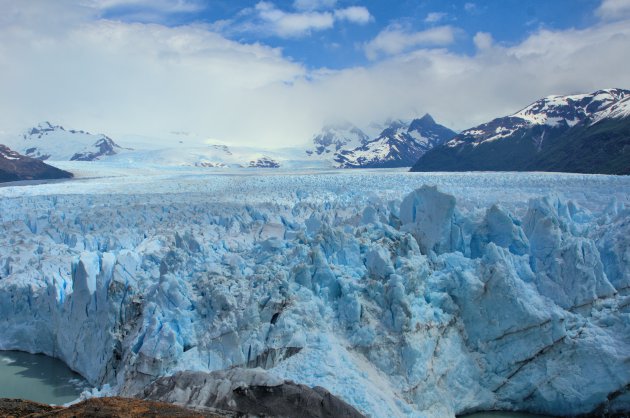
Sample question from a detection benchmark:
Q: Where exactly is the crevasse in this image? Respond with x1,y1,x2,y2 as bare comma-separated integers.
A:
0,172,628,417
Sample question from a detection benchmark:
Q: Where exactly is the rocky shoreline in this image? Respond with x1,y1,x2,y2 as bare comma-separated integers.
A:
0,397,224,417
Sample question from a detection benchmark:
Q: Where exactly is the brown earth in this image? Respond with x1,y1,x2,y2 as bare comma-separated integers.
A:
0,397,229,418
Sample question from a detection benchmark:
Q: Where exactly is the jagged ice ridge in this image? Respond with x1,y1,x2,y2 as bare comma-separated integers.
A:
0,169,629,417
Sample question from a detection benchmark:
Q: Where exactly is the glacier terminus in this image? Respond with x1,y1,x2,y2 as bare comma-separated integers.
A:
0,166,629,417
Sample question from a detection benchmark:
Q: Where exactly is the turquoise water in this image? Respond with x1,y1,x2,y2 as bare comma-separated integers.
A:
0,351,88,405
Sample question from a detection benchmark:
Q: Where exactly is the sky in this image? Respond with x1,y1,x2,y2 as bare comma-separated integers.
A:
1,0,630,147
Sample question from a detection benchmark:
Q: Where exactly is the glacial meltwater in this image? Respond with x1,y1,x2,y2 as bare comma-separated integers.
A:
462,412,555,418
0,351,88,405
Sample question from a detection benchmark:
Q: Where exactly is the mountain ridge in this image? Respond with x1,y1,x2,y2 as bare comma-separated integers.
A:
411,88,630,174
19,121,124,161
307,114,456,168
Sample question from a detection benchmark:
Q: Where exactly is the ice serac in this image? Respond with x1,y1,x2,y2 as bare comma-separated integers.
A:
400,185,463,254
411,88,630,174
0,172,629,418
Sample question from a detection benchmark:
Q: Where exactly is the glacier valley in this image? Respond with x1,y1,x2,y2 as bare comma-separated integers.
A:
0,164,629,417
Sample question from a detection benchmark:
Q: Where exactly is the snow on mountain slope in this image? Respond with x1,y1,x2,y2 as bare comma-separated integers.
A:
446,88,630,147
413,88,630,174
306,121,370,157
9,122,124,161
335,115,456,168
1,167,629,417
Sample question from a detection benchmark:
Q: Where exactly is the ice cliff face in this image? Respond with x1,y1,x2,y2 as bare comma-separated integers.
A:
0,171,629,417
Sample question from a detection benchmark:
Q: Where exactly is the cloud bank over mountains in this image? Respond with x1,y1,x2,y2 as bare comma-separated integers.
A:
0,0,629,147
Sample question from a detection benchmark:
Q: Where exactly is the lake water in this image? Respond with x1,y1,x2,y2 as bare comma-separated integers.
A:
0,350,88,405
462,412,555,418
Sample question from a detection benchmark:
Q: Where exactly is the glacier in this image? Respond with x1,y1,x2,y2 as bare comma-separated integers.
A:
0,165,629,417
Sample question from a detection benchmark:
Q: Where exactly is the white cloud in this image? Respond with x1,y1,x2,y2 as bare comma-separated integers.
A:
87,0,202,13
229,2,370,38
596,0,630,20
0,0,307,145
1,1,630,148
253,1,334,37
364,25,457,60
334,7,372,24
292,0,337,11
424,12,447,23
80,0,204,24
473,31,493,50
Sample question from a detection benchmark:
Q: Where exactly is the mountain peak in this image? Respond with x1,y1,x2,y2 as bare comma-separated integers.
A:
334,116,456,168
409,114,439,132
29,121,63,136
419,113,435,124
510,88,630,128
307,122,369,156
19,123,122,161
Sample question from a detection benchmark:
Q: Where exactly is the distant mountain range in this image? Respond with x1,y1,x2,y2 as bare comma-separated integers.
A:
307,114,456,168
411,88,630,175
4,88,629,176
5,123,286,169
0,144,72,183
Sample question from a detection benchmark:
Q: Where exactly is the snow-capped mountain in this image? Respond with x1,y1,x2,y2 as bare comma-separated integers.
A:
335,114,456,168
305,121,370,157
412,88,630,174
0,144,72,182
17,122,123,161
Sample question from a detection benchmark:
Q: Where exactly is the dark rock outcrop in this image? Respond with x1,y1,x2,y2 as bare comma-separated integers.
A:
249,156,280,168
0,144,73,183
137,369,366,418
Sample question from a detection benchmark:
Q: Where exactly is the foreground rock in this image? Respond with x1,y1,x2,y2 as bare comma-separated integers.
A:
0,398,57,417
0,397,225,417
134,369,365,418
0,397,211,417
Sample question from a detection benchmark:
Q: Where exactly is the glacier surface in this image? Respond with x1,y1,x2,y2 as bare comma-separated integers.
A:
1,165,629,417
